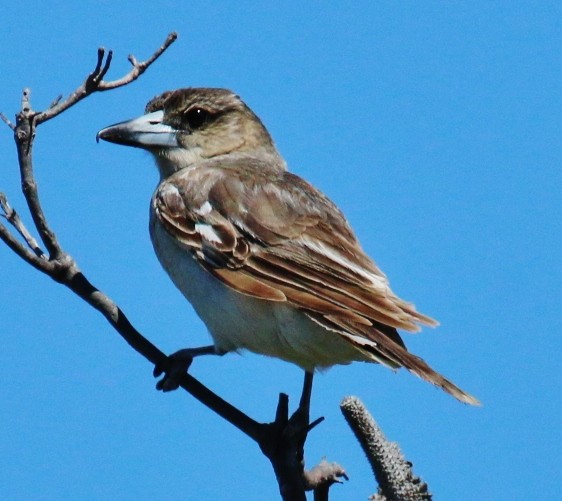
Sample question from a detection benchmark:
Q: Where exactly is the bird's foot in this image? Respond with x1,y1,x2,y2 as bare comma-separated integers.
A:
153,345,216,392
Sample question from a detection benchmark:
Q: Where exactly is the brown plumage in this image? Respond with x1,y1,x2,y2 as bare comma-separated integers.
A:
98,87,480,405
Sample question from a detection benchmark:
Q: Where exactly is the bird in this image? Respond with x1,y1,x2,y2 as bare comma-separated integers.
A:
97,87,479,406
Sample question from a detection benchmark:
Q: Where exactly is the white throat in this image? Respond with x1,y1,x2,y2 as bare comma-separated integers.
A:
154,146,204,179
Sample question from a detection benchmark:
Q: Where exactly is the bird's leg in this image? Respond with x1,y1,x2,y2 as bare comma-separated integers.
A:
287,371,315,444
298,370,314,424
153,345,218,392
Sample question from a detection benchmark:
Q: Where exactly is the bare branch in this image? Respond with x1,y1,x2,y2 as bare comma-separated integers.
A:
98,32,177,90
0,217,52,273
0,193,45,258
0,112,15,130
98,49,113,81
259,392,309,501
255,374,337,501
34,32,177,124
90,47,107,83
14,101,62,259
8,34,176,259
88,47,113,86
341,397,432,501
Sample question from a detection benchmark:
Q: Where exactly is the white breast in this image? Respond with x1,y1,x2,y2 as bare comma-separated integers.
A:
149,209,367,371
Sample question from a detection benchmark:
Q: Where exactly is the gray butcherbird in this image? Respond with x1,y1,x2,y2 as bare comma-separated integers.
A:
97,88,479,406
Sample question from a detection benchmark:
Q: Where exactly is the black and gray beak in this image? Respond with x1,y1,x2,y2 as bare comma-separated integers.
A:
97,110,178,149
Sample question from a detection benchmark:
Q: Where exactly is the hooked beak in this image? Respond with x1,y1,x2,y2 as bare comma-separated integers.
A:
96,110,179,149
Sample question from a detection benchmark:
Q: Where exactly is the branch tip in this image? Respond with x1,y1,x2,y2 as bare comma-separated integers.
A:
307,416,325,433
94,48,105,74
99,50,113,80
21,88,31,112
0,112,15,130
275,393,290,424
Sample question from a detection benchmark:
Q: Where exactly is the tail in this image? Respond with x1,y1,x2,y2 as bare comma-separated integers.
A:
338,322,481,405
397,348,481,406
307,311,481,405
366,330,481,405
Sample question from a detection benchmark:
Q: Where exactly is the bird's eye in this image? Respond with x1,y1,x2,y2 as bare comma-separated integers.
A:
183,107,210,130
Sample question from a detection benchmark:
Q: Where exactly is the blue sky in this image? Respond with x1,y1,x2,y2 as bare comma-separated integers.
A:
1,2,560,500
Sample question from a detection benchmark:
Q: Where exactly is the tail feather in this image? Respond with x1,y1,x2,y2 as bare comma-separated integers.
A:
361,328,480,405
396,348,481,406
326,315,481,405
366,330,481,405
305,310,481,405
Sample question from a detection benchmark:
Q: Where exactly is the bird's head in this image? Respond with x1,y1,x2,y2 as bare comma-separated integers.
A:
97,88,284,178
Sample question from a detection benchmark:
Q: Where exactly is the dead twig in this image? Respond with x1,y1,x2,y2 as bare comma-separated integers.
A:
0,111,15,130
34,32,177,124
0,193,45,258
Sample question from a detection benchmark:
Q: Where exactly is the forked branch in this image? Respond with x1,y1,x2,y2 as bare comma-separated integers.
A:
35,32,178,124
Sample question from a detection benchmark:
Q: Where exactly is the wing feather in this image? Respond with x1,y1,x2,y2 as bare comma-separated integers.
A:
152,162,479,405
153,165,437,332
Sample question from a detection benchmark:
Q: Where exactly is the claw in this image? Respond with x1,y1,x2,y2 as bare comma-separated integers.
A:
154,349,194,391
153,345,217,392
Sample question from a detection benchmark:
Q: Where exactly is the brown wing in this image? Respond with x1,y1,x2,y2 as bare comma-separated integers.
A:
153,162,479,405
